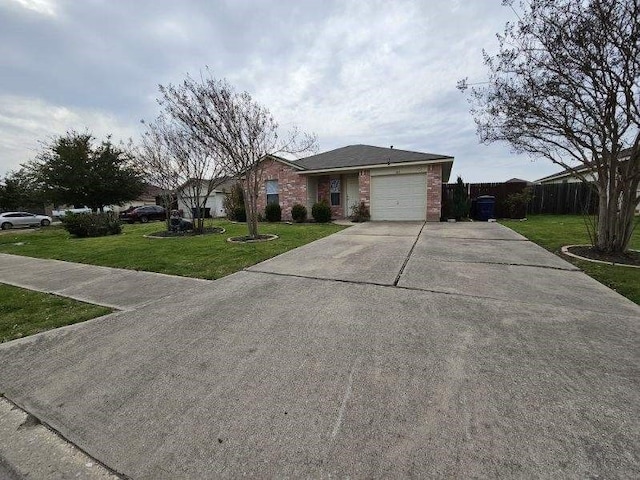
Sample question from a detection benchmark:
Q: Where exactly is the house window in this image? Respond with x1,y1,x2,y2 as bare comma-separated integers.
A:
330,178,340,206
266,179,279,205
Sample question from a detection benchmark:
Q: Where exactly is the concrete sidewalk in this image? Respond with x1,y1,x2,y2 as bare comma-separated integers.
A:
0,253,212,310
1,223,639,478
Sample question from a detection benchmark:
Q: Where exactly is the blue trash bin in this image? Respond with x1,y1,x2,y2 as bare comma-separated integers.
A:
475,195,495,221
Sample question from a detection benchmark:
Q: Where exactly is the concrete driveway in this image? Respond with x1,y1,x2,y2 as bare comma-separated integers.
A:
1,222,639,478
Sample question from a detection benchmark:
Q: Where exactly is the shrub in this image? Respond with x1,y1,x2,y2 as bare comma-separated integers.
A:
264,203,282,222
452,176,470,220
505,187,534,219
233,206,246,222
291,204,307,223
223,183,245,220
312,201,332,223
350,201,370,222
62,212,121,238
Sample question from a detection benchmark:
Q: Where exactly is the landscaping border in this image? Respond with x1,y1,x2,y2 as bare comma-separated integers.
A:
144,227,226,239
561,245,640,269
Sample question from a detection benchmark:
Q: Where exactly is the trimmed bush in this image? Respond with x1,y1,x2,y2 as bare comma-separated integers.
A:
62,212,121,238
264,203,282,222
350,201,370,222
291,204,307,223
233,206,246,222
311,201,332,223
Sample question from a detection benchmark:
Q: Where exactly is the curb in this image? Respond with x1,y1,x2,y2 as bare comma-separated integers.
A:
561,245,640,268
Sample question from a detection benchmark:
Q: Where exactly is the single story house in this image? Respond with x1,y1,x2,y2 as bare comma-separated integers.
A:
536,147,639,212
115,184,170,213
257,145,453,221
177,177,236,218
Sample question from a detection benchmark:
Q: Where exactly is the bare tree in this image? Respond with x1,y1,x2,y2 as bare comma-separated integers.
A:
460,0,639,253
137,115,225,233
158,72,317,239
137,117,179,230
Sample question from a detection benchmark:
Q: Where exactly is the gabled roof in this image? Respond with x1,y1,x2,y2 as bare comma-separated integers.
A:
177,176,236,192
266,154,306,171
535,147,634,183
292,145,454,181
296,144,453,170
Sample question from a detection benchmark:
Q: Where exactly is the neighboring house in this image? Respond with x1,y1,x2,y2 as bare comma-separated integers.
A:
177,177,236,219
505,178,534,185
257,145,454,221
115,184,170,213
535,147,640,212
48,184,168,216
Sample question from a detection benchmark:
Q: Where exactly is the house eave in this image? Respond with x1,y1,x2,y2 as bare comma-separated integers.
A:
536,167,590,183
296,158,454,176
264,154,306,171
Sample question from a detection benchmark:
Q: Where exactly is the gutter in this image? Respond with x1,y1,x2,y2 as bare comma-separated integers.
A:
295,158,454,175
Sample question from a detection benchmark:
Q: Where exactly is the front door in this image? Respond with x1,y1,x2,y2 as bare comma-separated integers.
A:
344,174,360,217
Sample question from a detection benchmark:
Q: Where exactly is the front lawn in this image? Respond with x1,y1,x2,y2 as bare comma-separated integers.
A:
501,215,640,305
0,283,112,343
0,220,346,280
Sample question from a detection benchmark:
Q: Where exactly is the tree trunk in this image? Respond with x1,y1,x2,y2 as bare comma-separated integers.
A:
595,186,636,253
242,174,259,239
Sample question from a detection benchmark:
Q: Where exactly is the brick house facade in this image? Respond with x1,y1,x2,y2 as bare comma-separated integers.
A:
256,157,307,220
253,146,453,221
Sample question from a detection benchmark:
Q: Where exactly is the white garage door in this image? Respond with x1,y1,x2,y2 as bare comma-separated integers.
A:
370,173,427,221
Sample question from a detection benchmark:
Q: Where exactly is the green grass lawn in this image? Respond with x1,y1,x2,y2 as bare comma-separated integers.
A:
0,220,346,280
501,215,640,305
0,283,112,343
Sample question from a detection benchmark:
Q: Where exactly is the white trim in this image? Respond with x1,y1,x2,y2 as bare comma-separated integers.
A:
297,158,453,175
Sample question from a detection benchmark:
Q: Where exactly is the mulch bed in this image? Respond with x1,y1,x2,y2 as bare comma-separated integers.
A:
567,245,640,267
146,227,225,238
227,234,278,243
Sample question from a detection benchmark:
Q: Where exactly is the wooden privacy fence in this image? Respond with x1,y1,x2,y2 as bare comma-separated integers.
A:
441,181,598,219
528,182,598,215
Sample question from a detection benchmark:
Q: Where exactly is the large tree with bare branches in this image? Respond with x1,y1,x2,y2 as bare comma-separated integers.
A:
137,115,226,233
460,0,639,253
158,72,317,239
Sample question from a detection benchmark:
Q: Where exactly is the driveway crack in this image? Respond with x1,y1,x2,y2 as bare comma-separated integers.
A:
393,221,426,286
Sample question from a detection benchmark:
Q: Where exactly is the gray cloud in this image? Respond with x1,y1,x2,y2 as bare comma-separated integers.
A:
0,0,560,182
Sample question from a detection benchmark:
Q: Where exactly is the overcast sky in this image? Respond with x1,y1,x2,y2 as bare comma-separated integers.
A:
0,0,563,182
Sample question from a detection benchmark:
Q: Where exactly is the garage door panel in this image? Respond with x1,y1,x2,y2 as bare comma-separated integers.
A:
371,174,426,221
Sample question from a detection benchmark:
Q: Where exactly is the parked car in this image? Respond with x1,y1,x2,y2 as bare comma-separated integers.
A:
51,206,92,217
0,212,53,230
119,205,166,223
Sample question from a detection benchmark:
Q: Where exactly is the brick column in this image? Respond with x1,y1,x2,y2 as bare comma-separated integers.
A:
426,164,442,222
359,170,370,206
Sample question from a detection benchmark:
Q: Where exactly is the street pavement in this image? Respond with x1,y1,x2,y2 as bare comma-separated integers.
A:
0,222,639,478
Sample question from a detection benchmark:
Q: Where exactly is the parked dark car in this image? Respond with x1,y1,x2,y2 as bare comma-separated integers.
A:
119,205,166,223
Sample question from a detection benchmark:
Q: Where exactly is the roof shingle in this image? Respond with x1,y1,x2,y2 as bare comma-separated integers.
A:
295,145,453,171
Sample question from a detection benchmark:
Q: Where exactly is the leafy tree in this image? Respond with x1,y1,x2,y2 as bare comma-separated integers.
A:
460,0,639,253
26,131,145,212
158,72,316,239
0,169,46,211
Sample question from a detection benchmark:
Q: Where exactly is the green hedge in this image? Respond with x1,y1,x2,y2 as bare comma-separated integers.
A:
62,212,122,238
